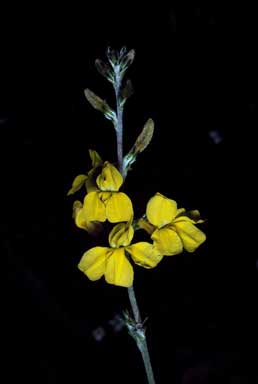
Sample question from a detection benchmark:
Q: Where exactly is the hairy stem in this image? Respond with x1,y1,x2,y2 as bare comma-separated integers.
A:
114,69,124,176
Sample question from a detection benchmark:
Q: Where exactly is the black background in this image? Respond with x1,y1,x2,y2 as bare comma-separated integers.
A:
2,4,258,383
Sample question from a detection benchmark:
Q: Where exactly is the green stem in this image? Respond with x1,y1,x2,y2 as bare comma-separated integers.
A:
128,285,141,323
138,338,156,384
113,61,156,384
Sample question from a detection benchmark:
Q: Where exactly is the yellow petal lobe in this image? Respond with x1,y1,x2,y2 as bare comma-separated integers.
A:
173,221,206,252
105,248,133,287
127,242,163,268
83,191,106,222
146,192,177,228
97,162,123,191
109,223,134,248
78,247,110,281
106,192,133,223
151,227,183,256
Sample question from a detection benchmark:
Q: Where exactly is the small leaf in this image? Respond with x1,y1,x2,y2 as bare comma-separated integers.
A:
67,174,88,196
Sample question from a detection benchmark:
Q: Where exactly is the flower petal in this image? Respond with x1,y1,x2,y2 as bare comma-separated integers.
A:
109,222,134,248
127,242,163,268
67,174,88,195
146,192,177,228
73,200,88,230
105,248,133,287
83,191,106,222
78,247,110,281
73,200,103,235
89,149,103,168
106,192,133,223
151,227,183,256
173,221,206,252
97,162,123,191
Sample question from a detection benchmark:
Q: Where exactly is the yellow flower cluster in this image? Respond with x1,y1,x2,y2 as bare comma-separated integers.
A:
139,193,206,255
69,150,206,287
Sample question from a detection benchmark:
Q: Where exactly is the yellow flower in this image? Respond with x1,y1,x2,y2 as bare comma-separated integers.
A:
72,200,103,235
83,161,133,223
78,222,163,287
67,149,103,195
139,192,206,256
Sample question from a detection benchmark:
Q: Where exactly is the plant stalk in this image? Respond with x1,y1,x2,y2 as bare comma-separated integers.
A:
128,286,156,384
113,62,156,384
114,70,124,177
